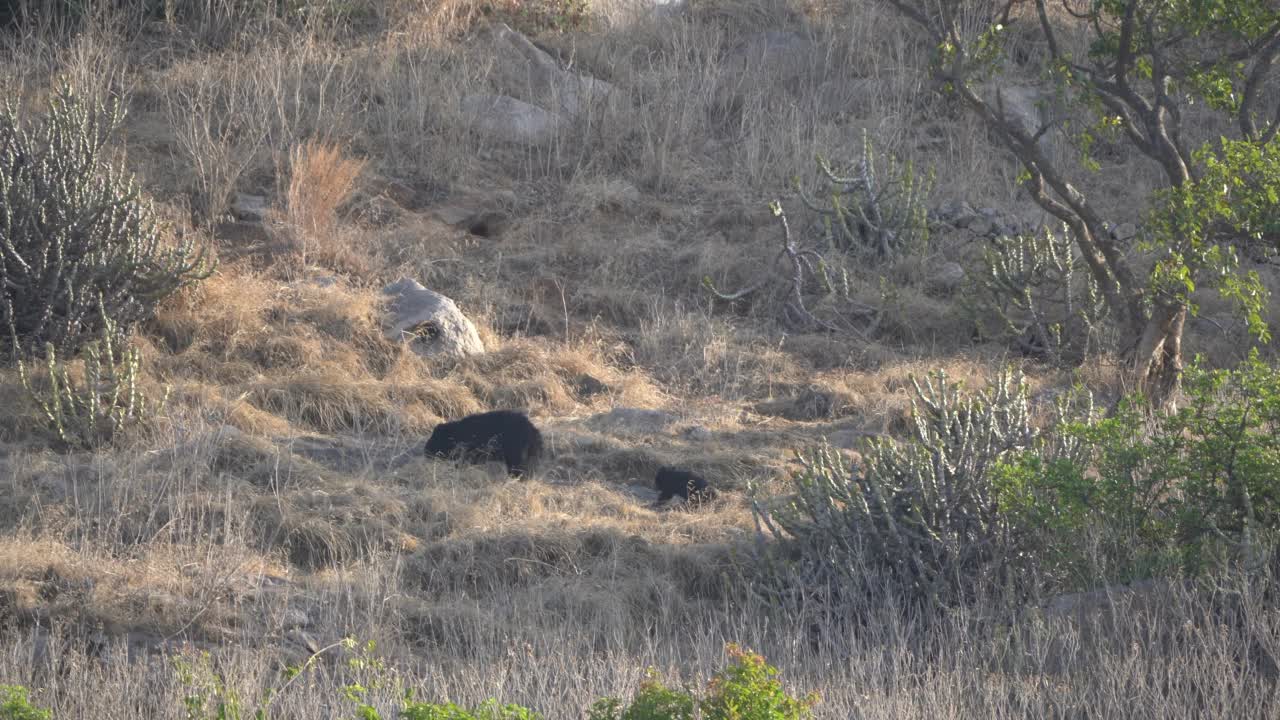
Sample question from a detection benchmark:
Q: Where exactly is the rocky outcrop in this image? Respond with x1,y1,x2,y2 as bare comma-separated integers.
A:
460,94,562,145
478,23,613,116
382,278,484,361
461,24,614,145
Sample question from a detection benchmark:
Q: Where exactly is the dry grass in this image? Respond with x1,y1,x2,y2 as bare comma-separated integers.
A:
0,0,1276,716
277,139,369,275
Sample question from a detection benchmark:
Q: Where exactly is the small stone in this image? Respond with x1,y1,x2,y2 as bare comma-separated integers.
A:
231,193,269,222
282,609,311,630
573,374,610,399
929,261,967,294
681,425,713,442
1112,223,1138,241
588,407,676,433
951,209,984,229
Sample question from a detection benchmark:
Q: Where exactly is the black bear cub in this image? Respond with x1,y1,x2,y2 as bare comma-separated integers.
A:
654,466,718,506
424,410,543,478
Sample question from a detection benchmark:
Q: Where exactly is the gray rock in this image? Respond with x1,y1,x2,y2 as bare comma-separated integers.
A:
588,407,676,433
814,77,876,118
929,261,967,294
478,23,613,117
231,193,269,221
382,277,485,361
431,187,518,238
282,608,311,630
726,31,816,81
1112,222,1138,241
650,0,687,17
461,94,561,145
994,84,1055,153
938,200,980,226
681,425,713,442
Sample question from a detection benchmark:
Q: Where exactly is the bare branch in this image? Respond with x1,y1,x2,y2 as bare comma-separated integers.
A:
1035,0,1060,61
1112,0,1139,90
1240,28,1280,140
881,0,942,41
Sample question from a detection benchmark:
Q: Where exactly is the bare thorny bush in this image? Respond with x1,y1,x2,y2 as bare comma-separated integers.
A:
703,130,934,337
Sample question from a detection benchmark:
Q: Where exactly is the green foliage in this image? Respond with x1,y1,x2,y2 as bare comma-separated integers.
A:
996,351,1280,585
1084,1,1280,70
701,646,816,720
1145,137,1280,341
0,686,50,720
587,671,694,720
0,80,213,358
95,639,822,720
590,645,815,720
175,652,267,720
16,302,168,449
973,224,1108,366
885,0,1280,405
760,368,1039,605
796,129,934,262
765,353,1280,598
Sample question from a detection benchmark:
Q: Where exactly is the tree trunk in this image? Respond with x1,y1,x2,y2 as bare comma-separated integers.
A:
1131,301,1186,410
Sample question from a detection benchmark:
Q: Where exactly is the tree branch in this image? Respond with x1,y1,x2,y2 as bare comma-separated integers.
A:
1240,27,1280,140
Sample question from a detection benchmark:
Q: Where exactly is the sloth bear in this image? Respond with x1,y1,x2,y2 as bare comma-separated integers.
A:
424,410,544,478
654,466,718,507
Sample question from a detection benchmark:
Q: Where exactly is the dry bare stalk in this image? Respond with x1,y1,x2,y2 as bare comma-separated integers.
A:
704,200,879,336
165,64,271,226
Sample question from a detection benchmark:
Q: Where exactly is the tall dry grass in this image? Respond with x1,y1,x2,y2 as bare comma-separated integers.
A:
1,412,1277,717
276,139,368,274
0,0,1277,717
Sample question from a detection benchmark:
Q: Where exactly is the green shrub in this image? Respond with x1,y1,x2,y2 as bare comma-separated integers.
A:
0,79,213,358
701,645,815,720
590,645,815,720
759,368,1041,605
587,671,694,720
996,351,1280,585
0,686,50,720
17,303,167,449
174,652,260,720
970,225,1109,366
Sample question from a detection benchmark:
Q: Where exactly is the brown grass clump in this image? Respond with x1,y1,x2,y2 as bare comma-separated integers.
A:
277,139,368,276
452,339,638,414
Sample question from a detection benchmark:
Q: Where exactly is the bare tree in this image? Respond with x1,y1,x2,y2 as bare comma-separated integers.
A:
880,0,1280,407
